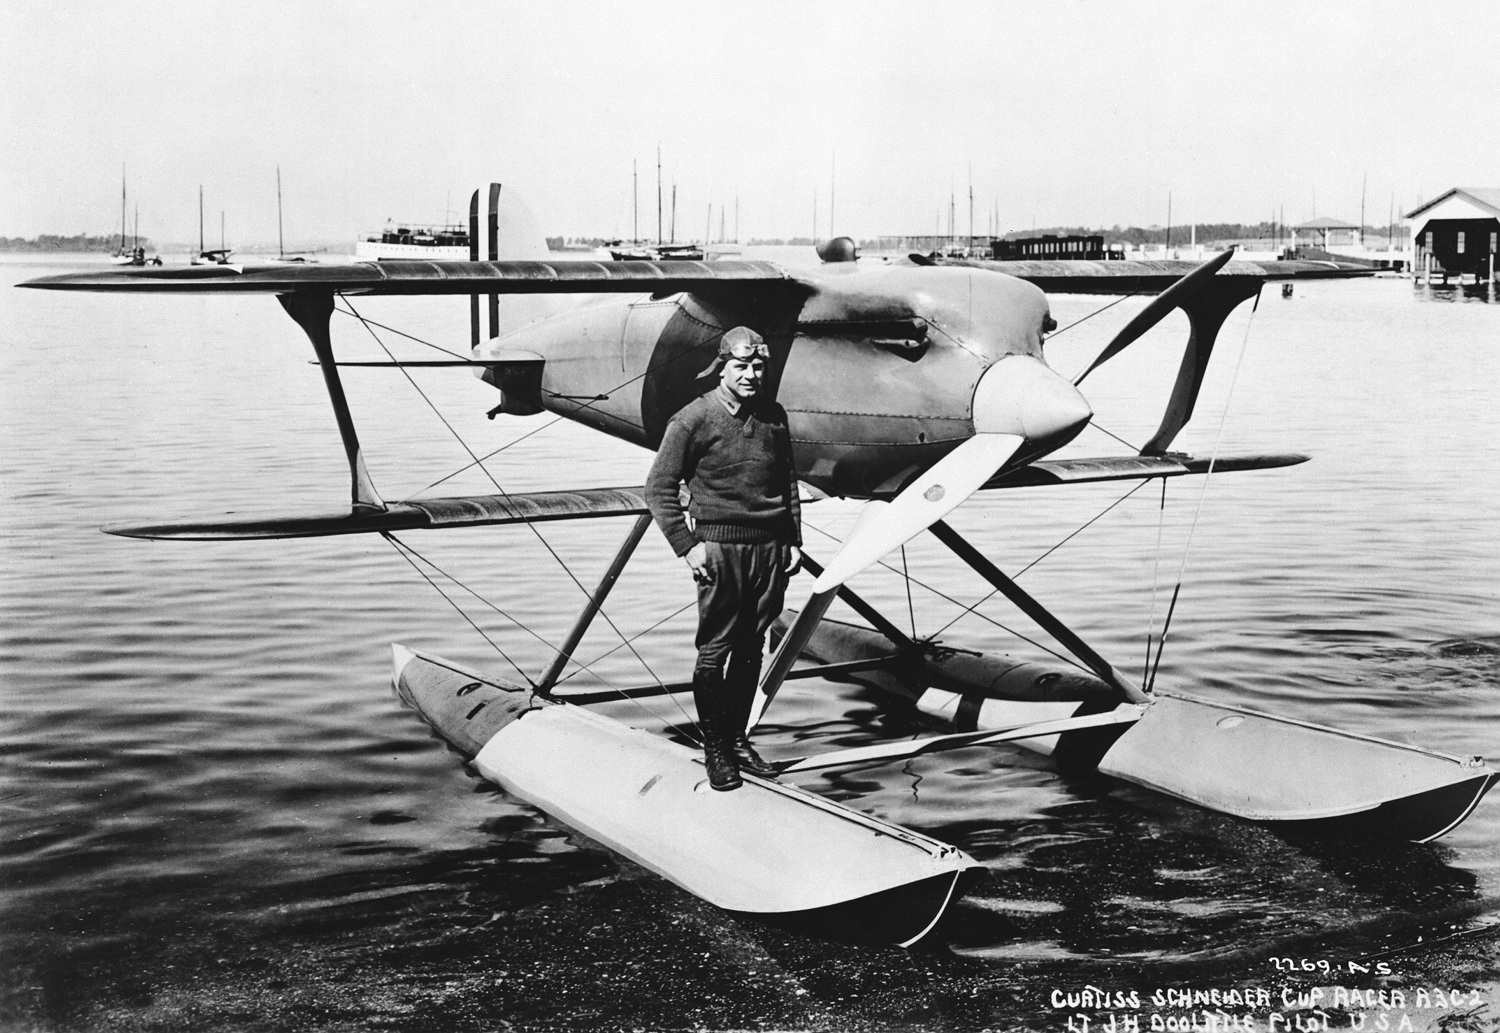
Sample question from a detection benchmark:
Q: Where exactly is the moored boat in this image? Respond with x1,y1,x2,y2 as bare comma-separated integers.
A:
356,221,471,261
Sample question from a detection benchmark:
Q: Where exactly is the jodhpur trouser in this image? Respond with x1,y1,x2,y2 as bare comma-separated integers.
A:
694,540,790,728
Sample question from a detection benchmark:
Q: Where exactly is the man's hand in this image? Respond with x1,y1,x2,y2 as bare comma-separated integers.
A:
785,545,803,576
685,542,714,584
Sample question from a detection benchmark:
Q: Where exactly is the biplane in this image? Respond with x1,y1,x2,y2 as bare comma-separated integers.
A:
22,183,1495,948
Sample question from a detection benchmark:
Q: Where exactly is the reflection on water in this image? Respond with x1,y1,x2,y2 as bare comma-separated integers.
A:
1412,279,1498,304
1,258,1497,1029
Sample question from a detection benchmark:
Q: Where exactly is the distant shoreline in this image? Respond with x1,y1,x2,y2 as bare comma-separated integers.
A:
0,234,148,253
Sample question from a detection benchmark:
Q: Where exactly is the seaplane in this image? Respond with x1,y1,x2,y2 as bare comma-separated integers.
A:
21,183,1495,948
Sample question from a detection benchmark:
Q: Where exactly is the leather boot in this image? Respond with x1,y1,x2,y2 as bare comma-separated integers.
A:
723,657,777,778
693,669,741,792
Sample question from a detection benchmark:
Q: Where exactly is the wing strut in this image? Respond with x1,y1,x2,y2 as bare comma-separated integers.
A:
278,292,385,512
535,513,653,695
927,519,1148,703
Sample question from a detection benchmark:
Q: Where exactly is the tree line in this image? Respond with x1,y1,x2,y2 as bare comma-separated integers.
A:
0,233,152,252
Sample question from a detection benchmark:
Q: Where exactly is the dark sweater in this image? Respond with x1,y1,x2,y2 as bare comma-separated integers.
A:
645,392,802,557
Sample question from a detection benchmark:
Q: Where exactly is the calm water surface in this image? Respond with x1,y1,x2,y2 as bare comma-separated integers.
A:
1,254,1497,1031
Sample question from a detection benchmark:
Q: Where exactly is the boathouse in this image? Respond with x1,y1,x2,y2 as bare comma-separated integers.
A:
1406,188,1500,282
990,234,1124,261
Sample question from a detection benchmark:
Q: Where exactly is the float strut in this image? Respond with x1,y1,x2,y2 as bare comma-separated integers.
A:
535,512,653,695
278,291,385,512
928,519,1148,703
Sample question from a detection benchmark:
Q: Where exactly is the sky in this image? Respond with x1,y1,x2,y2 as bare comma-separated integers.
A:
3,0,1496,247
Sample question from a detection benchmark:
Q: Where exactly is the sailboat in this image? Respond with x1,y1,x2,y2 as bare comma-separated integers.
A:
191,186,235,265
112,201,162,266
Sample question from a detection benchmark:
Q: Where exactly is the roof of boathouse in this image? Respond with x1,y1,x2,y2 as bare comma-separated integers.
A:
1405,188,1500,222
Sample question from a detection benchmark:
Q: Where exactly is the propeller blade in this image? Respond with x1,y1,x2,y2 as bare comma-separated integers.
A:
748,357,1094,731
1074,248,1236,386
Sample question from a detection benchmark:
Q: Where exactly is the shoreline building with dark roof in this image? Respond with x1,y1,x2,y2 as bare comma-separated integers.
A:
1405,188,1500,283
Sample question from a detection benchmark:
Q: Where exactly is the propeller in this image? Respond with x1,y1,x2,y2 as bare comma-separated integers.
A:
748,355,1092,729
1073,248,1236,386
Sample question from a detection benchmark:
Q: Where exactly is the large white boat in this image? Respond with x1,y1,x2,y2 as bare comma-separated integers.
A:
355,221,470,261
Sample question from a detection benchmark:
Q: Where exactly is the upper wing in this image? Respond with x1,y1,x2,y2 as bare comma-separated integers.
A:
20,258,797,295
936,257,1375,293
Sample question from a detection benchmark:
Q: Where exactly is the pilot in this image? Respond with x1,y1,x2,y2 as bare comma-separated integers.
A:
645,326,803,791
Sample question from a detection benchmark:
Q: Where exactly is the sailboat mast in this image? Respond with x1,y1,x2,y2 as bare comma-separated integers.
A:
670,181,677,243
221,211,226,251
1360,172,1368,248
120,166,127,254
968,164,973,251
656,146,662,246
632,160,638,244
199,185,205,254
277,166,285,258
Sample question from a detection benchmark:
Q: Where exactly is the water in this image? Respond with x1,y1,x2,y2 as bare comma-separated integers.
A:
2,255,1497,1031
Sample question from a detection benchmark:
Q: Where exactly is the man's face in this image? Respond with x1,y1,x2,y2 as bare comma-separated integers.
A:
720,356,764,400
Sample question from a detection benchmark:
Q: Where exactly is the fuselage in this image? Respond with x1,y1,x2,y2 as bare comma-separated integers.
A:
476,262,1078,498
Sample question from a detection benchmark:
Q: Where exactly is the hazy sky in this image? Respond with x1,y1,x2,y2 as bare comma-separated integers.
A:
4,0,1495,246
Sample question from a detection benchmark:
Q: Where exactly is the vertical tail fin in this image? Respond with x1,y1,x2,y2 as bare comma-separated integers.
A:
466,182,566,348
468,189,481,349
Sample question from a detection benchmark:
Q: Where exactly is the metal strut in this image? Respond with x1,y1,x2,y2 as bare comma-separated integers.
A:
278,292,385,512
535,512,653,695
927,519,1148,703
798,554,918,651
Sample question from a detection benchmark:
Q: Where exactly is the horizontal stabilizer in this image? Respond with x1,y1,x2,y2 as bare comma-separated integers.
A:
21,259,797,296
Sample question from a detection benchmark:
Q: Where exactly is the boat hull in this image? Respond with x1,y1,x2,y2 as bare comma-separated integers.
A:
782,615,1498,842
391,645,984,945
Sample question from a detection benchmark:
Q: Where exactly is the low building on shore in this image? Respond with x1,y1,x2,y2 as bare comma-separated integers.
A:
1405,188,1500,283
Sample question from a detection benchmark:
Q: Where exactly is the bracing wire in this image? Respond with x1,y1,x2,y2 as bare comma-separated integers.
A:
384,530,701,739
381,532,536,688
1047,288,1147,344
928,478,1152,640
1142,476,1170,685
1145,290,1261,692
900,545,917,638
551,599,699,688
334,297,739,731
801,518,1094,677
339,296,673,697
333,300,734,503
